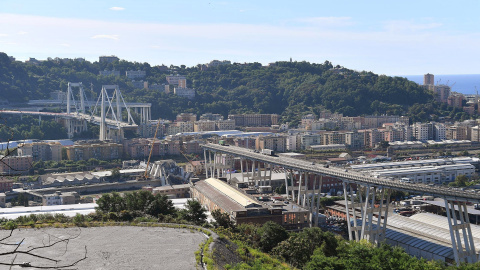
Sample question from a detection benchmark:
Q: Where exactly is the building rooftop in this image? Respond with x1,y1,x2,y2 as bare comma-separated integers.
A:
205,178,259,208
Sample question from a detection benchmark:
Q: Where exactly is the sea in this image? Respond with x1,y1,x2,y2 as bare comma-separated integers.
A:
402,74,480,95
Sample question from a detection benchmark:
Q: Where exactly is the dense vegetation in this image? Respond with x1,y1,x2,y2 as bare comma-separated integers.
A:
215,222,480,270
2,52,469,129
0,115,67,141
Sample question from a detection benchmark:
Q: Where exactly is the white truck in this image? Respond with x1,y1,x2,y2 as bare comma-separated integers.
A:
261,149,275,156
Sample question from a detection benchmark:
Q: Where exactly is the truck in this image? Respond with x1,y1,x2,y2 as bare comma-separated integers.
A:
261,149,275,156
219,140,228,146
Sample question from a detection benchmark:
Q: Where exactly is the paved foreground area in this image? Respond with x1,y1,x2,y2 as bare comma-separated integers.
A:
0,226,207,270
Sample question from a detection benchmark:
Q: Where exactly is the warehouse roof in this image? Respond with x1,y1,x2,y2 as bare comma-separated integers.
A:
205,178,259,208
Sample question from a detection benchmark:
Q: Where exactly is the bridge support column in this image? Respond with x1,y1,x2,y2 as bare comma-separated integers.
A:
203,149,208,179
343,184,390,245
297,171,303,205
444,198,478,265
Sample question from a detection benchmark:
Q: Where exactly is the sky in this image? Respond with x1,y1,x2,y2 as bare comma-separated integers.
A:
0,0,479,75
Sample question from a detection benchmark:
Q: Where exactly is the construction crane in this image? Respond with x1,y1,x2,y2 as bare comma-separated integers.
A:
144,119,162,179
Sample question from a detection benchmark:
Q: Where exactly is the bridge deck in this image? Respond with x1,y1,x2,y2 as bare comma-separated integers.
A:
0,110,137,129
203,143,480,202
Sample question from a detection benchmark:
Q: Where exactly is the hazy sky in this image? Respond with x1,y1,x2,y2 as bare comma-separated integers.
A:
1,0,479,75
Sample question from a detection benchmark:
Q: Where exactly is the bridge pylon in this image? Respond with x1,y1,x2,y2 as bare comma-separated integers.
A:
343,182,390,245
444,198,478,265
94,85,135,142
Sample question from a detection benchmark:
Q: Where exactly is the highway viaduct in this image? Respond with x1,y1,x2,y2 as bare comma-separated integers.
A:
203,143,480,265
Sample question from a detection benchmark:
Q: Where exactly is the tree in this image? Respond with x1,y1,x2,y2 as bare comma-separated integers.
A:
271,227,338,268
179,199,207,225
256,221,288,253
211,209,234,228
449,174,469,187
109,168,121,181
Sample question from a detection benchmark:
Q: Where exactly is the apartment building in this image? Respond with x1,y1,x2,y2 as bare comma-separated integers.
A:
174,87,195,99
126,70,146,79
228,114,279,127
299,133,324,150
166,121,194,135
64,142,123,161
194,120,216,132
215,119,235,130
166,75,186,85
0,177,13,192
447,93,465,108
255,135,287,152
99,55,119,63
0,155,33,175
17,141,62,162
176,113,197,122
200,113,223,121
345,131,365,149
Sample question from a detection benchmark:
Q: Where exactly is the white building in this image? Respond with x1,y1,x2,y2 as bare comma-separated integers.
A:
126,70,146,79
166,75,186,85
174,87,195,99
371,164,475,184
434,123,447,140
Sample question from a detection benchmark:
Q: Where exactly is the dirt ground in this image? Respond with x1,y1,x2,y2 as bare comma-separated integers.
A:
0,226,207,270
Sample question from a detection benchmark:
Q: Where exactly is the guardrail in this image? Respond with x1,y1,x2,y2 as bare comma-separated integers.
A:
202,143,480,202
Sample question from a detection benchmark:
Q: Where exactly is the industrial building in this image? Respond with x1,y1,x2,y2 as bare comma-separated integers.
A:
191,178,310,230
370,164,475,184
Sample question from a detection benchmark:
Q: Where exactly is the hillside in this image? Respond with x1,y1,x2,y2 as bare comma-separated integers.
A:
0,53,438,124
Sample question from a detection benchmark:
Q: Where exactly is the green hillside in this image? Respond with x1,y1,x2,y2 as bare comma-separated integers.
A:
1,52,461,125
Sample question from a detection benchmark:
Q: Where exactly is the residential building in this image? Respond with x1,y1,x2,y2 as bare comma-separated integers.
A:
206,60,231,68
301,114,316,130
43,191,79,206
166,75,186,85
0,155,32,175
434,123,447,140
99,55,119,63
300,133,324,150
166,121,194,135
151,184,190,198
174,87,195,99
131,80,148,89
345,130,365,149
126,70,146,79
176,113,197,122
194,120,216,132
431,85,451,103
412,122,432,141
233,137,257,150
471,126,480,142
200,113,223,121
215,119,235,130
18,141,62,162
323,131,346,145
149,83,169,92
64,142,123,161
228,114,279,127
424,73,434,86
0,178,13,192
255,135,287,152
178,78,187,88
447,93,464,108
